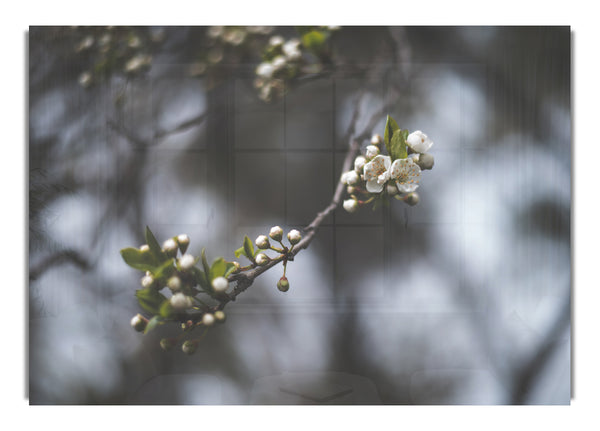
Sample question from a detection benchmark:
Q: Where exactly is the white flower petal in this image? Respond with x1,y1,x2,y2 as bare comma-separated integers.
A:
396,182,419,193
366,179,384,193
406,130,433,153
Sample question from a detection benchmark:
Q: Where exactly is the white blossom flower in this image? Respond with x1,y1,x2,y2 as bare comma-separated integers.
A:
272,56,286,70
269,35,284,46
363,155,391,193
170,293,193,311
389,158,421,193
406,130,433,153
256,62,274,78
255,234,270,249
269,226,283,241
377,171,390,185
202,313,215,326
212,276,228,293
365,145,380,159
354,155,367,172
343,199,358,213
179,254,195,271
282,39,301,60
287,229,302,244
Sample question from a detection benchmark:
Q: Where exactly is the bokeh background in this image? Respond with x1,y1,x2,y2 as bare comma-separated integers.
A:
28,26,571,404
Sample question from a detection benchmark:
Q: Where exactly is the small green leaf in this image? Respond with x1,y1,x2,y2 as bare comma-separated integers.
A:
210,257,227,281
151,259,175,280
384,115,400,157
135,288,167,315
234,246,246,259
301,30,326,52
120,247,158,272
145,226,166,261
191,266,210,291
224,262,237,278
201,248,211,276
144,315,164,334
159,300,174,319
243,235,255,261
390,129,408,160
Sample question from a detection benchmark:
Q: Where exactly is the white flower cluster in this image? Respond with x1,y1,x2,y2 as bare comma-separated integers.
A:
340,130,434,212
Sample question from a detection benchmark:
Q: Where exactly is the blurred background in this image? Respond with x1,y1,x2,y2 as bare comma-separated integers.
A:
28,26,571,404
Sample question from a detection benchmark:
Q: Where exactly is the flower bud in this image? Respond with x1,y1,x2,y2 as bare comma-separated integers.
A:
269,226,283,241
214,310,226,323
167,276,181,292
212,276,229,293
178,254,195,271
232,261,241,273
182,340,198,355
344,170,359,185
255,253,269,266
141,274,154,289
354,155,367,172
287,229,301,245
347,185,355,194
177,234,190,253
272,55,286,70
343,198,358,213
365,145,380,159
160,337,177,351
416,153,434,170
386,184,399,196
170,292,193,311
202,313,215,327
277,276,290,292
139,244,150,252
130,314,147,332
269,35,284,46
255,234,270,250
162,238,178,257
78,71,92,88
370,134,383,146
405,192,420,206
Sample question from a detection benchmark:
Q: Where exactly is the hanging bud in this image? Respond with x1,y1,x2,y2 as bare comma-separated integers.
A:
214,310,226,323
131,314,147,332
255,253,270,266
269,226,284,241
371,134,383,146
182,340,198,355
365,145,380,159
177,234,190,253
162,238,178,257
255,234,270,250
405,192,420,206
212,276,229,293
167,276,182,292
277,276,290,292
141,274,154,289
170,292,193,311
232,261,241,273
416,153,434,170
386,184,399,196
343,198,359,213
287,229,302,245
354,155,367,172
344,170,359,185
202,313,215,327
347,185,355,194
178,254,195,271
160,337,177,351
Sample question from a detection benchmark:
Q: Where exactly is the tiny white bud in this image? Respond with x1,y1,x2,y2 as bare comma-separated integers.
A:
163,238,178,255
345,170,359,185
139,244,150,252
167,276,182,291
354,155,367,172
78,71,92,88
179,254,195,271
202,313,215,327
214,310,226,323
130,314,147,332
272,55,286,70
269,35,284,46
347,185,355,194
417,153,434,170
386,184,399,196
212,276,229,293
269,226,284,241
287,229,302,245
170,293,193,311
256,62,274,78
343,199,359,213
177,234,190,246
255,235,271,250
365,145,380,159
370,134,383,146
141,274,154,289
255,253,269,266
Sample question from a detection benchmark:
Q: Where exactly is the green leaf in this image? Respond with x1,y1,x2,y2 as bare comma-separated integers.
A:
191,266,210,291
301,30,326,52
144,315,164,334
210,257,227,281
383,115,400,157
159,300,174,319
201,248,211,277
135,288,167,315
145,226,166,261
151,259,175,280
243,235,255,261
120,247,158,272
234,246,246,259
390,129,408,160
224,262,237,278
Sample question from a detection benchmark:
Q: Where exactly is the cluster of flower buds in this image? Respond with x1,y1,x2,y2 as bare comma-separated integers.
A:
188,26,274,80
75,26,163,88
340,116,434,211
254,26,339,102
